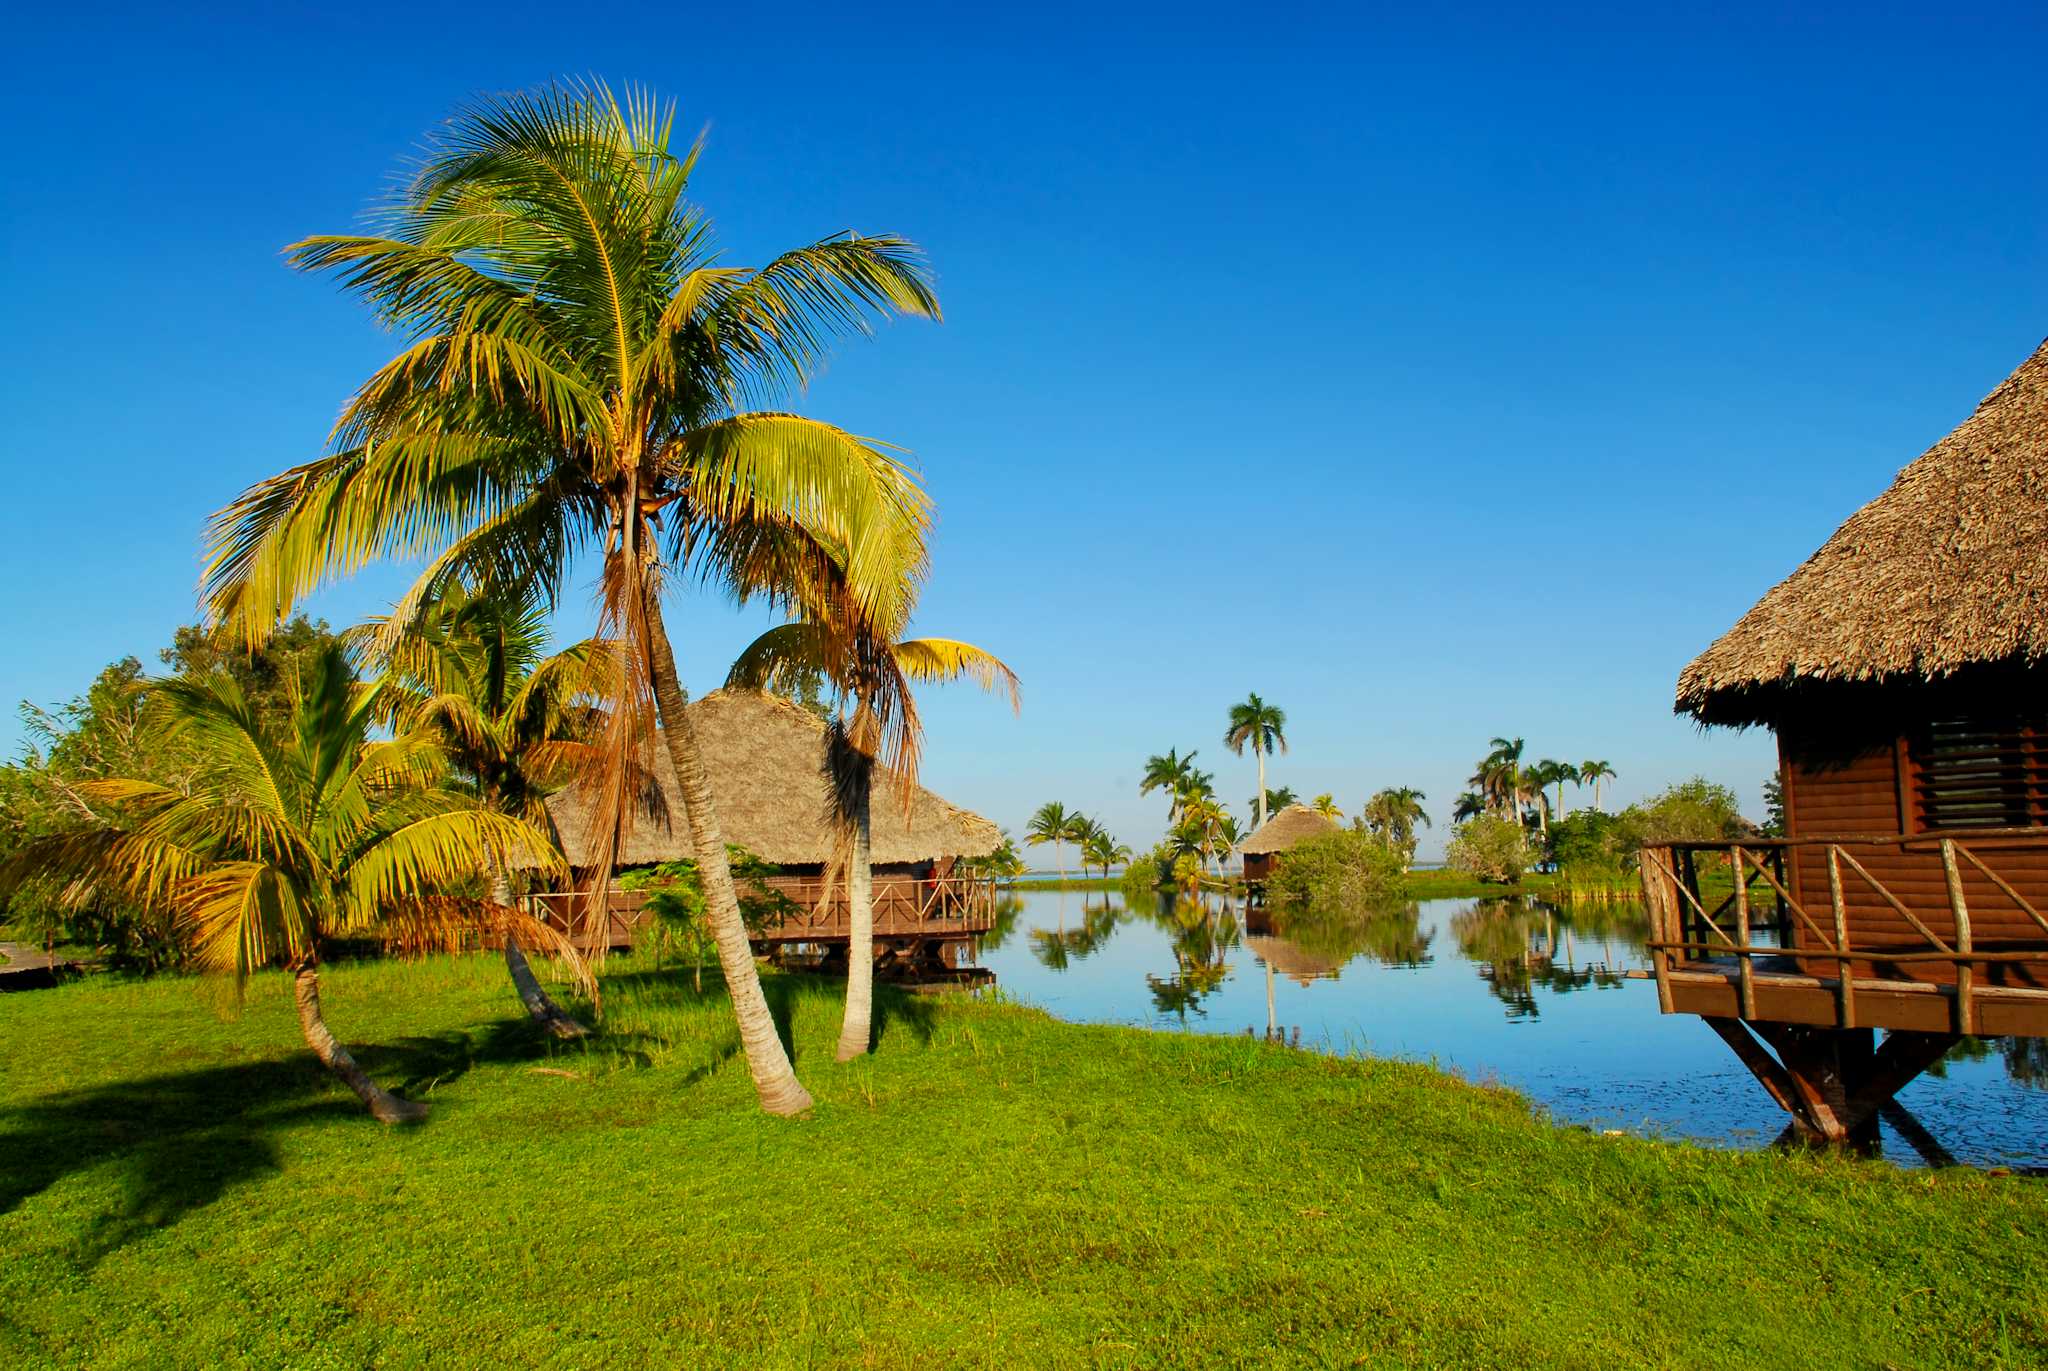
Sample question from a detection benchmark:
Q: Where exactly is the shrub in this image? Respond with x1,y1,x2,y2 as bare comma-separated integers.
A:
1445,815,1532,884
1267,830,1406,910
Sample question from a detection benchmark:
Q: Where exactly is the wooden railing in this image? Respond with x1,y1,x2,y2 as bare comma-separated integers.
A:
526,874,998,947
1639,834,2048,1033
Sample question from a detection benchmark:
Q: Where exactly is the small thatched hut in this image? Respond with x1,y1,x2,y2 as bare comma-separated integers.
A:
1240,805,1340,885
539,688,1002,882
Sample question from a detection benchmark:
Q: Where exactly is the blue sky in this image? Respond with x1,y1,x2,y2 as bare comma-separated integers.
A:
3,3,2044,859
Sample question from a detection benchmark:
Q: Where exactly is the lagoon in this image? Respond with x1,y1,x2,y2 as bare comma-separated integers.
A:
980,888,2048,1168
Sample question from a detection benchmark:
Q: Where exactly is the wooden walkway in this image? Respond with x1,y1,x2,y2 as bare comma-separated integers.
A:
0,942,81,990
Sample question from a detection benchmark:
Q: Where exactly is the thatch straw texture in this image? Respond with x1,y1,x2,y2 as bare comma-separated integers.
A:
1240,805,1340,856
1678,338,2048,725
536,689,1001,869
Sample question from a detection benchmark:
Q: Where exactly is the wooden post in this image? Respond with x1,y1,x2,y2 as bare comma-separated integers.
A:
1732,845,1755,1020
1644,850,1674,1014
1941,839,1975,1035
1828,846,1855,1030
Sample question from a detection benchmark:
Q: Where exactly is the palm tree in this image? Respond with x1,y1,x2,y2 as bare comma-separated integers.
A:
728,623,1015,1061
1361,787,1432,851
1247,785,1300,823
1081,829,1131,879
353,579,611,1038
1580,760,1617,812
1027,802,1084,882
1534,759,1574,825
199,85,938,1117
1451,791,1488,823
0,645,559,1122
1479,737,1526,823
1225,694,1289,830
1140,749,1199,823
1310,793,1344,822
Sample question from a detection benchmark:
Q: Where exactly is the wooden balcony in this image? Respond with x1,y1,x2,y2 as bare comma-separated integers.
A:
1640,834,2048,1038
527,874,1000,955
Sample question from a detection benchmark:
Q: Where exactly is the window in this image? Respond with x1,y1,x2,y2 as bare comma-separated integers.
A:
1910,717,2047,831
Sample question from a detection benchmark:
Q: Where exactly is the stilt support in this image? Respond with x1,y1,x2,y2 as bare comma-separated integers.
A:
1703,1017,1956,1149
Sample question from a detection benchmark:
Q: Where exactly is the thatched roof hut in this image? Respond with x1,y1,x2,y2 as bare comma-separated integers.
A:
1677,338,2048,727
537,688,1001,870
1240,804,1340,883
1242,805,1341,856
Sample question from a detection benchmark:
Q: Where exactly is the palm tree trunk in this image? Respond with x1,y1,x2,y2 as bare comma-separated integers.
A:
494,868,588,1039
1256,747,1268,831
644,594,813,1116
293,964,426,1124
835,782,876,1062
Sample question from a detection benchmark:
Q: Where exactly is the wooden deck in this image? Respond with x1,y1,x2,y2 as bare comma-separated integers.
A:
1639,835,2048,1147
527,874,999,964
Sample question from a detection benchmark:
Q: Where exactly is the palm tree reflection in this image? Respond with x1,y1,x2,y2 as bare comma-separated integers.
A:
1452,897,1648,1019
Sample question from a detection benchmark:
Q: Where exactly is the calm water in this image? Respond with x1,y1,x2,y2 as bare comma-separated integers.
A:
978,888,2048,1168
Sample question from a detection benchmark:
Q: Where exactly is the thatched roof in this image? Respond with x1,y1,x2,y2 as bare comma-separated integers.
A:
1241,804,1340,856
1678,338,2048,726
535,689,1001,869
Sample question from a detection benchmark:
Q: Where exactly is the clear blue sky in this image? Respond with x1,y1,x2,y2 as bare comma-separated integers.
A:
3,3,2044,859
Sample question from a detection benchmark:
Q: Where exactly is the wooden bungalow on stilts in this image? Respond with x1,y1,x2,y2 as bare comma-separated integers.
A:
1240,805,1341,901
1645,338,2048,1153
525,689,1003,979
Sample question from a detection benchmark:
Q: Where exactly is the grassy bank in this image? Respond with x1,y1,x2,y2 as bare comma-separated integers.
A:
2,956,2043,1368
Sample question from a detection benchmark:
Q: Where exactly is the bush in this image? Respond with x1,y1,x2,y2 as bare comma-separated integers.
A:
1267,830,1406,910
1119,854,1163,900
1445,815,1532,884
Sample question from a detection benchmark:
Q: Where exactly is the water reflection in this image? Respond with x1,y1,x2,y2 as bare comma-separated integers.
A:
982,887,2048,1167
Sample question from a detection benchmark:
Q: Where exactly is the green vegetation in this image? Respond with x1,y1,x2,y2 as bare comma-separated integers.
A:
2,954,2042,1368
1266,829,1406,910
1224,692,1288,830
1445,813,1535,884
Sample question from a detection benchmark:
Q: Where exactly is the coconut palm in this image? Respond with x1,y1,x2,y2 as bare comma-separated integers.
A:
1027,802,1086,882
1479,737,1526,822
199,84,938,1116
1451,791,1488,823
1225,694,1289,830
728,622,1015,1060
1310,793,1344,822
1140,749,1200,823
1580,759,1617,812
0,645,560,1122
352,579,614,1037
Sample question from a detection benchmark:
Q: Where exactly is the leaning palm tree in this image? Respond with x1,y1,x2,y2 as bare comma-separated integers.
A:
0,645,560,1122
1026,802,1083,882
352,579,613,1037
728,622,1016,1061
1225,694,1289,830
199,84,938,1116
1140,749,1199,824
1580,759,1617,812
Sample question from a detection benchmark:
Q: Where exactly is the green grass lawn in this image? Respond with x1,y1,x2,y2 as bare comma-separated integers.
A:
1,955,2043,1369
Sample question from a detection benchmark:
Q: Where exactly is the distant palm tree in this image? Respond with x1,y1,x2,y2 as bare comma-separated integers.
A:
1480,737,1526,822
1452,791,1488,823
1141,749,1201,824
1533,759,1575,825
1026,802,1087,882
1362,787,1432,851
1311,793,1344,822
1225,694,1289,830
1082,830,1131,879
1580,760,1617,812
1248,786,1300,824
